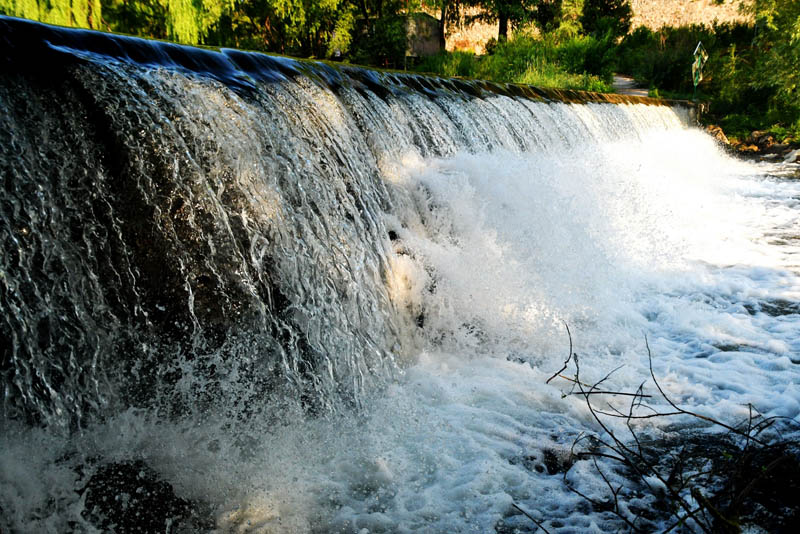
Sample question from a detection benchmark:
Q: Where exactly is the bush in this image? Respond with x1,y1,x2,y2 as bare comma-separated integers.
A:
615,17,799,144
555,33,616,82
415,51,479,78
617,23,754,95
747,0,800,133
414,34,612,93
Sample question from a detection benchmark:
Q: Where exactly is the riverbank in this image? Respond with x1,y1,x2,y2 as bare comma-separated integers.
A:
705,124,800,164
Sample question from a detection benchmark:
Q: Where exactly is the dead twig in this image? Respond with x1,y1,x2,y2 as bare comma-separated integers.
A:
511,503,552,534
546,322,574,384
535,327,800,533
645,336,768,447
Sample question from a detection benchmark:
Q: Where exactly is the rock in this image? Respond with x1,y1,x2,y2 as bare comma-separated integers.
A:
738,144,760,153
784,148,800,163
771,143,790,153
705,124,729,145
746,130,765,143
746,130,781,150
82,460,194,533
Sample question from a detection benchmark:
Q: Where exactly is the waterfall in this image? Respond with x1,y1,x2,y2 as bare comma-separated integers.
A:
0,15,690,428
3,16,798,534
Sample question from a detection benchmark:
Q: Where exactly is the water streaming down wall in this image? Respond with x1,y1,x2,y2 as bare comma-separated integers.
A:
0,16,693,430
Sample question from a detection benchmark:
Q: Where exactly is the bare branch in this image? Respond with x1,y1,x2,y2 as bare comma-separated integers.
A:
645,336,768,446
547,322,574,384
511,503,553,534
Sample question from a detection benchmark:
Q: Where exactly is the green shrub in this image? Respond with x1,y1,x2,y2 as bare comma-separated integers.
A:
414,34,612,93
415,51,479,78
617,23,754,94
555,33,616,82
617,17,799,141
747,0,800,133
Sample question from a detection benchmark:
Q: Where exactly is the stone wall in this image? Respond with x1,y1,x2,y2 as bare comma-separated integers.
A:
407,13,442,57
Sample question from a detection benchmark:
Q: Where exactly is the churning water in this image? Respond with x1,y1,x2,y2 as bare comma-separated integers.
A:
1,17,799,533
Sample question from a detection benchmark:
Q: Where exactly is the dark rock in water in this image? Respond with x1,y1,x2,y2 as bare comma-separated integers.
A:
82,460,196,533
542,448,575,475
744,299,800,317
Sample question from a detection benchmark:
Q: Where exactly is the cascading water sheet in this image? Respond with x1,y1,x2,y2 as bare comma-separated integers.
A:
1,16,798,534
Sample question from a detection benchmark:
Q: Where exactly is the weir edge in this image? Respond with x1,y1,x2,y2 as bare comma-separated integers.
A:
0,15,695,117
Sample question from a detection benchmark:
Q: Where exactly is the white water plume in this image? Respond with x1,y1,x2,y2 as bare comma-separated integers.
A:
6,115,799,532
1,23,799,531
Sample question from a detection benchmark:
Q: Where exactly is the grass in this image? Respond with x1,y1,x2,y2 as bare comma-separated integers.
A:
414,35,613,93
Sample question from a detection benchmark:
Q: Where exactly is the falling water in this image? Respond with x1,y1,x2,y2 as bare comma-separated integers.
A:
1,16,798,533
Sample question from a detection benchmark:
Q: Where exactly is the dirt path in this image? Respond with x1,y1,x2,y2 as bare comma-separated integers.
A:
612,74,649,97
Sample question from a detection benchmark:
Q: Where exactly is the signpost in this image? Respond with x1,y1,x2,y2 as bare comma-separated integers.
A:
692,42,708,100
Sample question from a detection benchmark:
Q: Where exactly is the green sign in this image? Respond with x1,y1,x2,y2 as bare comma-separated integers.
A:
692,42,709,93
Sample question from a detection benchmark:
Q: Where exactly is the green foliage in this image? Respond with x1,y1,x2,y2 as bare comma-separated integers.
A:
554,0,583,37
0,0,102,28
524,0,598,42
617,23,751,95
617,10,799,142
351,14,408,67
579,0,631,38
3,0,796,142
416,34,612,92
415,49,479,77
326,8,355,58
302,0,346,56
463,0,539,39
531,0,562,33
165,0,199,43
101,0,168,39
206,0,345,56
98,0,235,44
745,0,800,131
554,32,615,81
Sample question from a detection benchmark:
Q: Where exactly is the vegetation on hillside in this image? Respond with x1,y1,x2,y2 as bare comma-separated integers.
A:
420,0,799,143
414,35,613,91
0,0,797,142
617,0,799,142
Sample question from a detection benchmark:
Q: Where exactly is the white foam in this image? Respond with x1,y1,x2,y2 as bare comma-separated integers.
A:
3,124,799,533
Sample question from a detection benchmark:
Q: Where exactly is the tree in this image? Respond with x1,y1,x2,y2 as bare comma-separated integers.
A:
554,0,583,38
579,0,631,39
1,0,103,29
299,0,345,56
531,0,562,34
99,0,234,44
419,0,461,51
206,0,308,53
100,0,169,39
465,0,539,40
746,0,800,129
